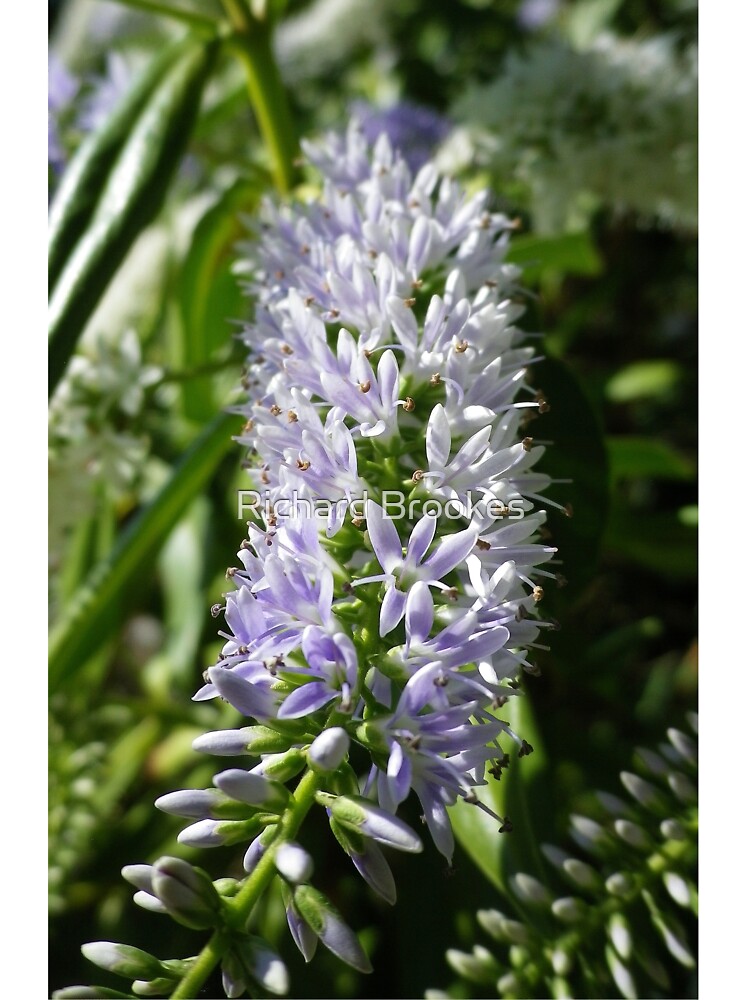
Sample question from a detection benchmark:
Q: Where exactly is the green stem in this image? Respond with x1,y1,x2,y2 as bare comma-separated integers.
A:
108,0,220,33
171,769,321,998
220,1,298,194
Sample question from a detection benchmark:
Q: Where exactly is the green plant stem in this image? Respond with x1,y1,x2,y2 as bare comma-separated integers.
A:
220,1,298,194
171,768,321,998
109,0,220,33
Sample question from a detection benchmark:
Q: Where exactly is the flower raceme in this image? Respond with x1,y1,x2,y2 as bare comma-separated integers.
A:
155,123,560,973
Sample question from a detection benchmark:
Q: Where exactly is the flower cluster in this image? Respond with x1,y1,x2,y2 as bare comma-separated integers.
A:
441,33,697,232
49,329,161,579
157,123,558,968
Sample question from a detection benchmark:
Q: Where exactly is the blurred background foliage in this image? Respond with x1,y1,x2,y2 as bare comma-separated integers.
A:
48,0,697,996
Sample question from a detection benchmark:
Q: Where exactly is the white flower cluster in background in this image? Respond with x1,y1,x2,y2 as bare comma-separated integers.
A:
49,329,161,557
440,33,697,233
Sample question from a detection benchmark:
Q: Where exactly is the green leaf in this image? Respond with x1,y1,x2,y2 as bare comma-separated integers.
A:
607,437,695,482
531,356,610,595
605,360,681,404
178,177,261,421
506,231,603,283
450,694,548,893
49,41,218,396
48,411,241,690
48,38,189,290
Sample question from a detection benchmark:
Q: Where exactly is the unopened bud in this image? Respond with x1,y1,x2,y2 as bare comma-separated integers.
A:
275,842,314,884
81,942,163,981
309,728,350,772
151,856,221,930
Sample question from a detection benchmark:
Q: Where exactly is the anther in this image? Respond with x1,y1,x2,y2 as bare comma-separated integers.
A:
444,587,459,602
564,503,574,518
523,662,542,677
296,459,311,471
476,538,491,551
522,437,533,452
269,403,282,416
329,308,340,319
242,420,254,433
498,817,514,834
287,410,298,422
274,270,285,280
226,567,237,580
352,516,364,528
261,470,270,485
403,297,416,308
412,469,424,483
304,295,315,307
485,279,498,288
429,372,441,386
280,344,293,355
518,740,534,758
455,339,469,353
533,586,544,603
210,604,224,618
412,279,424,290
403,396,415,412
358,379,371,393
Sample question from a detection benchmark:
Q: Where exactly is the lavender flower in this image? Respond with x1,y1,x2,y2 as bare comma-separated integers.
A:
48,54,79,175
170,124,558,926
350,100,450,172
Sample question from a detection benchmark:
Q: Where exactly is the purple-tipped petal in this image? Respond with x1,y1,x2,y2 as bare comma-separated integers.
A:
423,526,478,580
351,840,397,904
277,682,336,720
405,513,437,566
366,500,402,573
207,666,276,721
405,582,434,645
380,585,408,636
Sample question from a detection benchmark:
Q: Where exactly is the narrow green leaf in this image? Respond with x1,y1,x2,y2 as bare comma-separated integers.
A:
49,41,218,395
48,38,189,289
178,177,261,421
49,411,240,689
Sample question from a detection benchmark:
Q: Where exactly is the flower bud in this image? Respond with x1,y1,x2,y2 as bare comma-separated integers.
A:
550,897,587,924
511,872,551,907
446,946,499,984
132,979,176,997
606,946,637,1000
293,884,373,973
608,913,632,960
177,816,266,849
234,937,290,996
308,728,350,772
477,909,532,944
214,769,291,813
328,795,422,853
81,942,163,981
193,725,293,756
350,839,396,905
154,788,251,820
53,990,131,999
275,842,314,884
151,856,221,930
254,748,307,782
